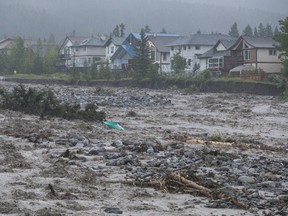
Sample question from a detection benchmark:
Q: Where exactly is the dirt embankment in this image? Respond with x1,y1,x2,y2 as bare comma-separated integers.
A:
3,77,285,96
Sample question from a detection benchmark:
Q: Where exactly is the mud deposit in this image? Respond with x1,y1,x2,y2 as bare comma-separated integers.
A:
0,82,287,216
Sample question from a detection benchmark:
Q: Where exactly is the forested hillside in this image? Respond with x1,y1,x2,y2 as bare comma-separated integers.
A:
0,0,285,41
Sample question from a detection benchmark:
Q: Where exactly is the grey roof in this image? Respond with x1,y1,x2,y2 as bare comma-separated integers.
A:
167,34,234,46
199,38,237,59
72,36,108,47
105,37,126,46
242,36,278,48
148,35,180,52
220,39,238,49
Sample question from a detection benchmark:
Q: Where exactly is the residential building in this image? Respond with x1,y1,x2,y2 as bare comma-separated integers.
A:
229,36,283,74
198,38,240,75
147,34,179,73
0,38,13,55
105,37,125,63
70,36,108,68
110,33,179,72
58,36,89,69
167,34,234,72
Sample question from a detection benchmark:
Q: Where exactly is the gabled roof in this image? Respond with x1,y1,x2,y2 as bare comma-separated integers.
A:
231,36,278,50
167,34,234,46
0,38,13,49
148,35,180,52
104,37,126,46
60,36,89,50
199,38,237,59
110,43,136,61
72,36,108,47
218,39,237,50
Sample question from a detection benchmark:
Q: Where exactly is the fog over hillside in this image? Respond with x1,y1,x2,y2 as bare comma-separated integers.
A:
0,0,286,42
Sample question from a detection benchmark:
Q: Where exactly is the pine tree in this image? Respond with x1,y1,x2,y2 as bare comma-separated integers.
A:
133,29,152,79
258,23,265,37
171,50,187,74
161,28,167,33
242,24,253,36
273,17,288,77
274,26,279,36
254,27,259,37
119,23,125,37
112,25,120,37
228,22,239,37
144,25,151,33
265,24,273,37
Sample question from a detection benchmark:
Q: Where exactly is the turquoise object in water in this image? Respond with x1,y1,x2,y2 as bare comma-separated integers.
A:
103,121,124,130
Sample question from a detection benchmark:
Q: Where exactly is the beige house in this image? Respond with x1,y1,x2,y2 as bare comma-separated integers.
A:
230,36,283,74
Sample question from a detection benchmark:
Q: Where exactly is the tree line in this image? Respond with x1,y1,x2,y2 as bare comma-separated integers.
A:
228,22,278,38
0,37,59,75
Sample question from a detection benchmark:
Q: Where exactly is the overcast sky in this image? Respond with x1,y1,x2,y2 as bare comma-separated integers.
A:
177,0,288,14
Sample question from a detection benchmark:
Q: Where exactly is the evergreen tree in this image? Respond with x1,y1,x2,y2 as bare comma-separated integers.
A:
254,27,259,37
7,36,26,73
133,29,152,79
112,25,120,37
258,23,266,37
171,49,187,74
242,24,253,36
274,17,288,77
265,24,273,37
228,22,239,37
48,33,56,44
161,28,167,33
119,23,125,37
274,26,279,36
144,25,151,33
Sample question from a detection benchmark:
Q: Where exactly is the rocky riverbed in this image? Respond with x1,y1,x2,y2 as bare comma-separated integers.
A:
0,81,287,216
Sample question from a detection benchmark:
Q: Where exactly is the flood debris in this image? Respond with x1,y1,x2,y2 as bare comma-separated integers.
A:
0,82,287,215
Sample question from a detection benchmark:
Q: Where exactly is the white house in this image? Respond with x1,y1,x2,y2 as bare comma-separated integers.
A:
105,37,125,64
70,36,108,68
167,34,234,72
58,36,89,69
147,34,179,73
198,38,239,75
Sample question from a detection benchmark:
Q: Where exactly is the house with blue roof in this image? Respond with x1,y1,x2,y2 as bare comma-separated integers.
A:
105,37,126,63
110,32,179,72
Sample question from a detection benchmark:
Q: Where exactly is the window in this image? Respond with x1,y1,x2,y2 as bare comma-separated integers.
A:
171,46,174,51
187,59,192,66
163,53,167,61
244,50,250,60
183,46,186,50
188,45,191,49
75,47,79,52
111,46,114,54
195,45,200,50
208,57,224,68
83,47,86,51
269,49,277,56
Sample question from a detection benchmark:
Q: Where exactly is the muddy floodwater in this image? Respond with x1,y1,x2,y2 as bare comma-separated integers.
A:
0,81,287,216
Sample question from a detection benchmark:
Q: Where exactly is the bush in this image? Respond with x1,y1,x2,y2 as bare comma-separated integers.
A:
0,84,106,122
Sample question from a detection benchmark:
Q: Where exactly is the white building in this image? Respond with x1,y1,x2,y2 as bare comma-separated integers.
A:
167,34,234,72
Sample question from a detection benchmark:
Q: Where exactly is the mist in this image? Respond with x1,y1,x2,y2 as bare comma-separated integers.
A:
0,0,286,42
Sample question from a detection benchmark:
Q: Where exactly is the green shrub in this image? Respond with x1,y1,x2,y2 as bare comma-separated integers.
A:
0,84,106,122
